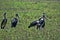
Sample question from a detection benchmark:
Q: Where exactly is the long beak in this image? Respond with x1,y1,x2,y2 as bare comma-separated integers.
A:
17,15,20,22
16,15,20,18
17,16,19,18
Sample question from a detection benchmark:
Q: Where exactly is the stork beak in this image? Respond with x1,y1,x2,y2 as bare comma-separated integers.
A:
17,15,19,18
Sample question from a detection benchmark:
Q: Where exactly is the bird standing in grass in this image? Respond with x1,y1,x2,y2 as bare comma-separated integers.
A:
37,13,45,30
11,14,19,27
28,13,46,30
1,12,7,29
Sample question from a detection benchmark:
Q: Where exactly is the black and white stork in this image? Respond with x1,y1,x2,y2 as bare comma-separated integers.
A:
28,13,45,30
11,14,19,27
1,12,7,29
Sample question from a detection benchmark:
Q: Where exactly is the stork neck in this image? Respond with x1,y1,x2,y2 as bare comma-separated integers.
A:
3,16,6,19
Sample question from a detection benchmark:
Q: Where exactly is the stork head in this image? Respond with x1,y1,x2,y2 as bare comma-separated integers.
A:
42,13,45,18
15,13,19,18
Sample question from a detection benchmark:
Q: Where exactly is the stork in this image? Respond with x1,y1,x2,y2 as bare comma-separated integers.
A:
11,14,19,27
37,13,45,29
28,13,45,30
1,12,7,29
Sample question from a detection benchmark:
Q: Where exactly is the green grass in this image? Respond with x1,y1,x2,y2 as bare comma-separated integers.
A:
0,0,60,40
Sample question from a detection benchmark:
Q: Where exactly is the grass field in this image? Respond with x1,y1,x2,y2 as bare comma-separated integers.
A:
0,0,60,40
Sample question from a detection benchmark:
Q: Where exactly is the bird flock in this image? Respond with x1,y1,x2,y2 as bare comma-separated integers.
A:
1,12,45,30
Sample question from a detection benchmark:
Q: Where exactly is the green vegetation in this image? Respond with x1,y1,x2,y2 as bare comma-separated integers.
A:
0,0,60,40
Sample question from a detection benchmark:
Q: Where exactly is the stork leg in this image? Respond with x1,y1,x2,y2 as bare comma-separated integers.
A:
1,23,6,29
42,22,45,28
37,24,41,30
1,25,5,29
